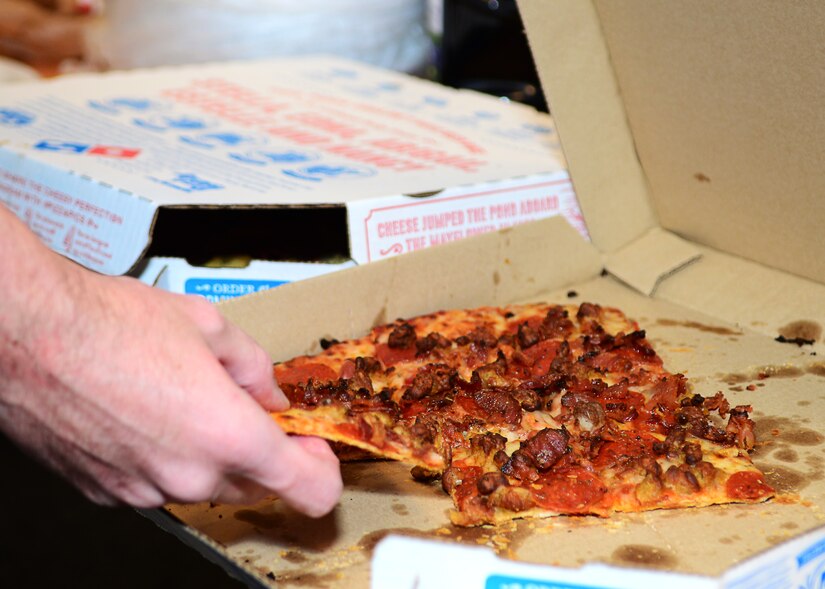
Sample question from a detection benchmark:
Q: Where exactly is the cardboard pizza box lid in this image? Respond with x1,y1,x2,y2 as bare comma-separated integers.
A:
516,0,825,336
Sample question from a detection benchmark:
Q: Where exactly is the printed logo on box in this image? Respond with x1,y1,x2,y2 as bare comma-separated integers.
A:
282,164,376,182
133,114,214,132
149,172,224,193
185,278,287,303
34,140,141,159
0,108,35,127
88,97,169,114
350,175,586,263
229,149,320,166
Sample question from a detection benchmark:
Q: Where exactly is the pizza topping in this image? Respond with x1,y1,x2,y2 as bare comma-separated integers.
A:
520,427,570,470
456,326,498,348
470,432,507,456
725,470,772,501
388,322,417,349
463,387,522,426
404,364,455,400
517,323,541,348
726,405,756,450
501,450,540,482
572,400,606,432
416,332,451,355
665,464,701,493
682,441,703,466
703,392,731,418
276,362,338,386
652,425,686,458
410,466,440,482
477,472,509,495
271,301,774,526
497,488,536,512
512,387,542,411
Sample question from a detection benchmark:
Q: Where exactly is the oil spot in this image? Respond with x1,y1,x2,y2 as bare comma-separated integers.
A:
280,550,308,565
719,537,734,545
755,416,824,447
493,271,501,285
798,400,812,407
730,386,744,392
611,544,678,569
758,366,805,379
781,521,800,530
718,365,806,386
358,528,435,558
766,535,789,545
655,318,742,336
808,363,825,377
271,571,340,588
234,509,284,529
773,448,799,463
784,430,825,446
755,462,810,493
391,502,409,516
805,454,825,469
779,321,822,343
694,172,711,183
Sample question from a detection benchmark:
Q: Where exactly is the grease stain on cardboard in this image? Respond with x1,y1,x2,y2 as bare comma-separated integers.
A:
610,544,678,569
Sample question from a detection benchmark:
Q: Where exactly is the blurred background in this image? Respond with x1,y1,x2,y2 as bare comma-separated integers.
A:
0,0,546,110
0,1,545,586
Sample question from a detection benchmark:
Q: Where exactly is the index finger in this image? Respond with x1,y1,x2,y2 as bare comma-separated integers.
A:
177,295,288,411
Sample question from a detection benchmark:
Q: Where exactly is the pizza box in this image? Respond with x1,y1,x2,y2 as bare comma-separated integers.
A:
136,256,356,303
0,55,581,298
130,2,825,588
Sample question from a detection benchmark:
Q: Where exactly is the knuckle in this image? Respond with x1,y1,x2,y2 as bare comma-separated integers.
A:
184,295,226,336
154,463,219,503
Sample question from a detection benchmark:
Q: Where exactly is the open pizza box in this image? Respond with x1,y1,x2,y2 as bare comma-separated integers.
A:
142,2,825,588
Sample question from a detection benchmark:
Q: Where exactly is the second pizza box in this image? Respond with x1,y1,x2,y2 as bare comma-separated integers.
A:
0,55,579,296
148,2,825,588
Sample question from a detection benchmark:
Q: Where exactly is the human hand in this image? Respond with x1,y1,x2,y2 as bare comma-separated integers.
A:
0,208,342,517
0,0,90,65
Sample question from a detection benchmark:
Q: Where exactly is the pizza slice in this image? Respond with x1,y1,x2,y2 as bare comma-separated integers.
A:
271,302,773,526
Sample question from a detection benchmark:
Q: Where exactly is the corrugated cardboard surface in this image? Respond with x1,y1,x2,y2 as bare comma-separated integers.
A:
166,258,825,586
152,216,825,586
590,1,825,286
517,0,656,255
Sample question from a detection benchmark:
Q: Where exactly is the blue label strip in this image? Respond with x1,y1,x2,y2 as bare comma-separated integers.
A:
486,575,611,589
184,278,287,302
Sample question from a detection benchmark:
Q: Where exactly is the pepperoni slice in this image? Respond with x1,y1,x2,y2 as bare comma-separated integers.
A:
520,339,561,376
375,343,417,366
533,469,607,512
275,362,337,386
725,470,774,501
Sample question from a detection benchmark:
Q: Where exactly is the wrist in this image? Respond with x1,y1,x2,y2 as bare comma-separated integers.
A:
0,206,89,368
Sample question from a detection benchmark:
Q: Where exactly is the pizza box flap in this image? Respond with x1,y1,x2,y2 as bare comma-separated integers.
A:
220,215,601,359
518,1,825,293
